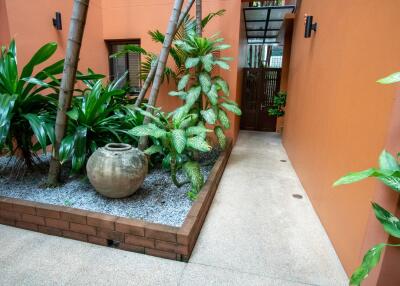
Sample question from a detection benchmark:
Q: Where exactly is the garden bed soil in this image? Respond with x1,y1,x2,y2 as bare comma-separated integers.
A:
0,140,232,261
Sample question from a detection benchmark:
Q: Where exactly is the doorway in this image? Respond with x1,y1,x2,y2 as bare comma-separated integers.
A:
240,67,281,131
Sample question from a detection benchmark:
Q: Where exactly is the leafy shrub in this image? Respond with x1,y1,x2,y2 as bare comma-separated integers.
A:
0,40,63,167
168,33,241,149
268,91,286,117
129,106,211,199
59,74,142,172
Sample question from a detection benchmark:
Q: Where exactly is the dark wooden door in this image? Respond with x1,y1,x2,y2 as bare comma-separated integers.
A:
240,68,281,132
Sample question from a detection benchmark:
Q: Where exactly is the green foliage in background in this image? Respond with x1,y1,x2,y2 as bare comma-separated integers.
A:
268,91,287,117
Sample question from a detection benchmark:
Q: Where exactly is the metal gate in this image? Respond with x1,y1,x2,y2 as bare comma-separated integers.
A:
240,68,281,132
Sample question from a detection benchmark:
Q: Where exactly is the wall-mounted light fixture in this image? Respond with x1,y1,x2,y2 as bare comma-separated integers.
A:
304,15,317,38
52,12,62,30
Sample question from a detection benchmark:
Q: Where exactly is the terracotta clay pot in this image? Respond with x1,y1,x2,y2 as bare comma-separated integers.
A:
86,143,148,198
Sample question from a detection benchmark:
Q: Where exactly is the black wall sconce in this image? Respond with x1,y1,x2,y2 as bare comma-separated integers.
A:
304,15,317,38
52,12,62,30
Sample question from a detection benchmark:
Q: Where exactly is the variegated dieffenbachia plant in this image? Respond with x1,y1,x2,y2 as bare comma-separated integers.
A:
129,105,212,200
334,72,400,286
168,33,241,149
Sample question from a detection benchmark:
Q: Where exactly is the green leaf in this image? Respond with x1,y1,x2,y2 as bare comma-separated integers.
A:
178,74,190,91
379,150,400,171
66,108,79,121
333,168,379,186
172,129,187,154
199,72,212,93
187,136,211,152
377,174,400,192
207,84,218,106
186,126,211,137
0,94,17,146
169,90,187,99
218,109,230,129
201,54,214,72
22,113,48,153
185,86,202,108
59,135,74,163
214,77,229,95
214,60,230,70
144,145,163,155
372,202,400,238
214,44,231,51
185,57,200,69
71,126,87,172
221,102,242,116
377,72,400,85
349,244,386,286
173,106,189,127
183,161,204,199
215,126,226,149
201,108,217,124
129,124,167,138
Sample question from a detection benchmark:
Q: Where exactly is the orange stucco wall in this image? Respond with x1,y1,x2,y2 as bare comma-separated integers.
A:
0,0,243,141
282,0,400,281
0,0,109,76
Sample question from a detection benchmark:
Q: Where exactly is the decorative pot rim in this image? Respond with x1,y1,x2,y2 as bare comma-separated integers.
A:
105,143,132,152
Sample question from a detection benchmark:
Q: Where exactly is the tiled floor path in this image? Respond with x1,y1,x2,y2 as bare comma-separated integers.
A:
0,131,348,285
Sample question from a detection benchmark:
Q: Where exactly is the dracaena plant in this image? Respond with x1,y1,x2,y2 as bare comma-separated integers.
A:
334,72,400,286
129,106,212,199
59,74,142,173
0,40,63,169
268,91,287,117
168,33,241,149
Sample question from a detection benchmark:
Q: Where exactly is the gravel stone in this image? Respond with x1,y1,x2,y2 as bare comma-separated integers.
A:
0,150,219,227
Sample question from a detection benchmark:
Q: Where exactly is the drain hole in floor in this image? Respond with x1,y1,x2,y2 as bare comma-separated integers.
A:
107,239,120,248
280,159,287,162
292,194,303,199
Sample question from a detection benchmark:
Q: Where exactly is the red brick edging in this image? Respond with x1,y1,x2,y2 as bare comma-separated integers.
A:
0,140,232,261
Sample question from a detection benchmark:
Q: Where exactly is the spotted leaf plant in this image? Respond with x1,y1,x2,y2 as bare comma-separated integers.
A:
129,105,212,199
334,72,400,286
168,33,241,149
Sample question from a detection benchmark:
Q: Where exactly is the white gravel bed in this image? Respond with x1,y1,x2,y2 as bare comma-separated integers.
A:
0,151,219,227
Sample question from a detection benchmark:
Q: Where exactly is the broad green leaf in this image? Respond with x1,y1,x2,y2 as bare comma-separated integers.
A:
23,113,48,152
349,244,386,286
169,90,187,99
173,105,189,127
372,202,400,238
379,150,399,171
201,54,214,72
178,74,190,91
174,40,195,53
377,72,400,85
59,135,74,163
214,44,231,51
186,126,211,137
218,109,230,129
185,57,200,69
207,84,218,106
0,94,17,146
333,168,378,186
187,136,211,152
199,72,212,93
184,161,204,199
215,126,226,149
377,174,400,192
214,77,229,95
71,126,87,172
129,124,167,138
172,129,186,154
201,108,217,124
43,122,55,146
221,102,242,116
214,60,230,70
185,86,202,108
144,145,163,155
179,113,198,129
66,108,79,121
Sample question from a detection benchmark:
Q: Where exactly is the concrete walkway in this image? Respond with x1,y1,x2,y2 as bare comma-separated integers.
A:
0,131,348,285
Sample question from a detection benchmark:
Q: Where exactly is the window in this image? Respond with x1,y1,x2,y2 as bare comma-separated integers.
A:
106,39,141,93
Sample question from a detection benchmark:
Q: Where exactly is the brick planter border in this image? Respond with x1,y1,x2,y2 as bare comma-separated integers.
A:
0,140,232,261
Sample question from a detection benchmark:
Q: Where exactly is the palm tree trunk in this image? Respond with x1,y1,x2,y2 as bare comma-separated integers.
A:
138,0,184,150
47,0,90,185
134,0,195,108
196,0,202,36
